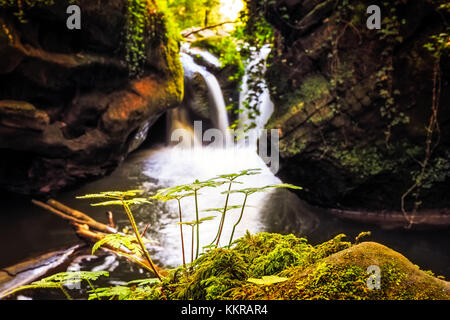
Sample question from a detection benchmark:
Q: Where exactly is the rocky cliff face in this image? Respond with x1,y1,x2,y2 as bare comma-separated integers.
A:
263,0,450,212
0,0,183,195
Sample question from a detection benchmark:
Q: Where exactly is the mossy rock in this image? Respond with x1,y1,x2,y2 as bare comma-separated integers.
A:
130,232,449,300
228,240,449,300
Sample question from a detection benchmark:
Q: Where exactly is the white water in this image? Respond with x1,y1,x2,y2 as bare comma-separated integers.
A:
238,44,275,148
181,42,222,68
141,44,281,267
142,147,281,266
180,51,231,143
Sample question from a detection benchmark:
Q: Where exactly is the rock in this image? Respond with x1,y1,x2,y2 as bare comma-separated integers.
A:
263,0,450,212
141,233,450,300
0,0,184,195
0,244,85,298
0,100,50,131
188,73,211,120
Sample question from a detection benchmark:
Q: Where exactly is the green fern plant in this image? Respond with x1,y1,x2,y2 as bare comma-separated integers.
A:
0,271,108,300
149,192,195,268
208,168,261,247
224,184,303,247
3,172,303,300
77,190,162,280
153,179,224,260
178,216,216,263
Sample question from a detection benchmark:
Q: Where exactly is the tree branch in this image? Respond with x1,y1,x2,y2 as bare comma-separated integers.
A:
182,21,237,38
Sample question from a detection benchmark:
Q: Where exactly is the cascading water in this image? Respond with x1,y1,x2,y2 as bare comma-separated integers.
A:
178,46,232,144
140,44,286,266
238,44,275,148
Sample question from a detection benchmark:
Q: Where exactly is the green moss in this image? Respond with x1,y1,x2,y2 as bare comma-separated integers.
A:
91,233,450,300
164,248,249,300
267,75,331,129
89,232,449,300
279,138,308,157
163,38,184,104
299,75,331,105
329,145,397,179
191,36,245,80
323,140,427,180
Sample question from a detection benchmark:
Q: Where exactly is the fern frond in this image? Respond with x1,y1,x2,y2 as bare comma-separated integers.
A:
77,190,145,200
247,275,289,285
203,205,243,213
1,271,109,299
92,234,143,256
177,216,216,226
90,198,150,207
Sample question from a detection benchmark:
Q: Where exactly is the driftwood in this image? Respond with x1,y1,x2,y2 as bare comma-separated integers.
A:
328,208,450,229
32,199,167,276
0,244,85,298
0,199,167,298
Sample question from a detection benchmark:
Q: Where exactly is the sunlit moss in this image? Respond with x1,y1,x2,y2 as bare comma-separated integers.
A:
134,232,449,300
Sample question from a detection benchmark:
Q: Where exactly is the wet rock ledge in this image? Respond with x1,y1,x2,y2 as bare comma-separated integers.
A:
0,0,183,195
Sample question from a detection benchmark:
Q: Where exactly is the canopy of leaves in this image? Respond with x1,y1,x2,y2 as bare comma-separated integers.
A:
165,0,222,30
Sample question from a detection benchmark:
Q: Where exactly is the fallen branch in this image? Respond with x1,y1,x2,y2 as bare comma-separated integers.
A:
32,199,116,234
71,223,167,276
182,21,236,38
31,199,166,277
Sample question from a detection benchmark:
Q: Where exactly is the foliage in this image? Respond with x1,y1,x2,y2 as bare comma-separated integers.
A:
9,230,447,300
1,271,108,300
0,0,58,23
91,233,145,256
124,0,152,78
186,0,275,132
247,275,288,285
424,3,450,61
165,0,221,30
148,231,448,300
77,189,163,280
424,32,450,60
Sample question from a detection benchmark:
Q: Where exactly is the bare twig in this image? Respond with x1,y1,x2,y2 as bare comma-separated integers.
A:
182,21,236,38
401,62,441,227
106,211,116,229
32,200,116,234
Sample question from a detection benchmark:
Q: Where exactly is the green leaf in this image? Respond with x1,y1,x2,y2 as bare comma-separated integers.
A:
126,278,160,286
10,271,109,292
77,190,144,200
92,234,144,256
203,205,243,213
177,216,216,226
90,198,150,207
149,192,195,202
88,286,133,300
247,275,289,285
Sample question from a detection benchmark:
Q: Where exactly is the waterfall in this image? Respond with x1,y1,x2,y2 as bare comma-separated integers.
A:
174,43,274,151
238,44,274,148
144,44,281,265
179,50,231,144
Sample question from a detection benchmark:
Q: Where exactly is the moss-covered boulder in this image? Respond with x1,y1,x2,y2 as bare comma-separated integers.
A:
259,0,450,215
106,232,449,300
0,0,183,195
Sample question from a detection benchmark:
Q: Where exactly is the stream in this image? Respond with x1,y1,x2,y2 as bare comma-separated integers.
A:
0,45,449,299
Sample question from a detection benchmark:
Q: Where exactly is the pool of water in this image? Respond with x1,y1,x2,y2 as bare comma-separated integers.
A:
0,143,449,299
